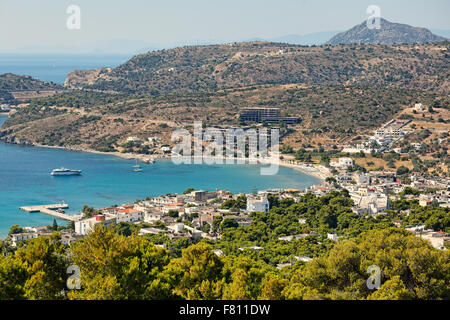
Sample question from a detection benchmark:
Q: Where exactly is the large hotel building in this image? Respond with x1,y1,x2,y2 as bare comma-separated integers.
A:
239,107,300,124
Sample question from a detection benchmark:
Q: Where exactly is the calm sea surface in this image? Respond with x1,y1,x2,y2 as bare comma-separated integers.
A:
0,54,131,84
0,115,320,237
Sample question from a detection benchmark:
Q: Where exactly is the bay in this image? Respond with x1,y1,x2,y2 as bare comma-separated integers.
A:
0,115,320,237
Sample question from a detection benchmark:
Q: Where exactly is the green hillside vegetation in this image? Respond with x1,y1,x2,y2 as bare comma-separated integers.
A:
0,73,62,92
0,73,63,104
67,41,450,94
2,84,447,151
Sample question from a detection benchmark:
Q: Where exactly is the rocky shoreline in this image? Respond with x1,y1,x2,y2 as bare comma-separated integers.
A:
0,129,35,146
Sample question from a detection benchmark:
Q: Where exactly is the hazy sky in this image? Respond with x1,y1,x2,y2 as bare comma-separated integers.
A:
0,0,449,52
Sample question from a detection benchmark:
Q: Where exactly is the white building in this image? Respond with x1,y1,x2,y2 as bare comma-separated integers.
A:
405,224,426,233
10,232,40,247
413,103,425,112
327,233,338,241
114,208,144,223
419,233,446,250
350,190,389,215
330,157,354,170
247,195,269,213
167,223,185,233
127,136,142,144
144,210,165,223
147,196,173,206
75,215,116,235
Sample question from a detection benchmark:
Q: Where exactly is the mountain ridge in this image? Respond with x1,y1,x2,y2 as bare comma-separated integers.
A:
326,18,447,45
64,41,450,95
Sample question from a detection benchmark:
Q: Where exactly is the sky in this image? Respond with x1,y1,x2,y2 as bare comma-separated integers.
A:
0,0,449,53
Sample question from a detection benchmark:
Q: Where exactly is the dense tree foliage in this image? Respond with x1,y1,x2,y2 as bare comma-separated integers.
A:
68,226,173,300
0,233,68,300
285,228,449,300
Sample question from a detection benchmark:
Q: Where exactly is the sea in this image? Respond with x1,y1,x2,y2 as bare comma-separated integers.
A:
0,55,320,237
0,54,131,84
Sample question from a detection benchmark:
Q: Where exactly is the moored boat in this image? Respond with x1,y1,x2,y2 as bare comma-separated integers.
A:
51,168,82,176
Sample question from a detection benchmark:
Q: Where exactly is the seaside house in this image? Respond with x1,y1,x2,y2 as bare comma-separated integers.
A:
115,208,144,223
144,209,165,223
10,232,41,247
246,195,269,213
75,215,116,235
330,157,354,170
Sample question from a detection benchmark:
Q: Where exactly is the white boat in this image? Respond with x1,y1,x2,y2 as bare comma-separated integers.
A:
133,159,141,168
51,168,82,176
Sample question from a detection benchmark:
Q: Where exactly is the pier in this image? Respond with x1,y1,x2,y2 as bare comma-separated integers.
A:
19,204,82,222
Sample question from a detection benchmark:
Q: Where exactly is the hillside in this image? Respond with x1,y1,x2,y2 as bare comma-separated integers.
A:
2,84,448,153
326,18,447,45
64,41,450,95
0,73,63,104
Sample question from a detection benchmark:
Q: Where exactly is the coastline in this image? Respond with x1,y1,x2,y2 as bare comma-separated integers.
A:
0,139,326,236
30,143,329,182
0,113,327,183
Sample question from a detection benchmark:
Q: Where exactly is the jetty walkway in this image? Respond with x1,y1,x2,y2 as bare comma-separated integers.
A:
19,204,82,222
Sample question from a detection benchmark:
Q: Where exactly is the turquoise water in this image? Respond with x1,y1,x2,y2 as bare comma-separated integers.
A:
0,115,320,237
0,54,130,84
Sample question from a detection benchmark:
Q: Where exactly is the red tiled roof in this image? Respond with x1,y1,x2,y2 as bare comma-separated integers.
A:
117,208,141,214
